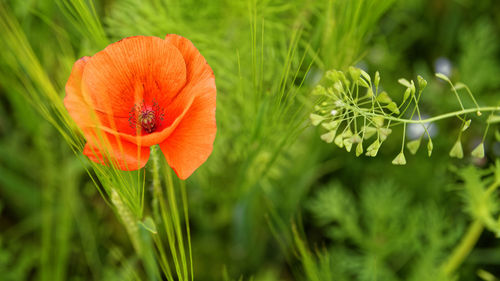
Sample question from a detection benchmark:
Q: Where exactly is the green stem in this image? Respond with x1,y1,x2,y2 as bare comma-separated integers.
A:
151,146,161,219
110,189,142,254
151,146,183,279
349,106,500,124
180,180,194,281
400,123,406,152
441,220,484,276
165,168,188,280
150,146,174,280
441,181,500,276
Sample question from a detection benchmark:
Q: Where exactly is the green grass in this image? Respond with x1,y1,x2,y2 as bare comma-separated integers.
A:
1,0,500,280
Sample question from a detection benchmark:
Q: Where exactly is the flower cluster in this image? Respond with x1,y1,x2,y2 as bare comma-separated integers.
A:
310,67,499,165
310,67,406,158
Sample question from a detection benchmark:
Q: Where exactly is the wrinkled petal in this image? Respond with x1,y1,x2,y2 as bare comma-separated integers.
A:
64,35,216,175
64,56,137,142
83,129,150,170
89,35,216,148
163,34,214,101
160,77,216,179
81,36,187,118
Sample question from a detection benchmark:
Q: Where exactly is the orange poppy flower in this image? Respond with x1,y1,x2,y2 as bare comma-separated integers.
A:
64,35,216,179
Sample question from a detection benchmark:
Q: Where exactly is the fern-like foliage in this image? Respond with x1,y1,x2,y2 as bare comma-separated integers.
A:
310,67,500,164
457,160,500,236
300,181,462,281
295,160,500,281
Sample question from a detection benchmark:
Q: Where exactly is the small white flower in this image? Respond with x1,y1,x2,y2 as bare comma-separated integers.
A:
331,110,338,116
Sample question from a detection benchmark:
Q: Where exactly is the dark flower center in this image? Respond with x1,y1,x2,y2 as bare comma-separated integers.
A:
129,100,164,134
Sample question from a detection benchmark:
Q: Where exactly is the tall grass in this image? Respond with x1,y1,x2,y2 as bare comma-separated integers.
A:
2,0,499,280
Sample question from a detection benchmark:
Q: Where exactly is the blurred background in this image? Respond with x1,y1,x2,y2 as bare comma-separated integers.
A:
1,0,500,280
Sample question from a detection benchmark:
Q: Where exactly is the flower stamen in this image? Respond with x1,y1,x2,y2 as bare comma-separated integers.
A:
129,100,165,134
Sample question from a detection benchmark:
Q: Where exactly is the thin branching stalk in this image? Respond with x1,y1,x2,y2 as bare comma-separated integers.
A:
311,67,500,163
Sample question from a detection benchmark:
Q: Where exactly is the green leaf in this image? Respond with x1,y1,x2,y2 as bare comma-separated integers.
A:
392,152,406,165
363,126,377,139
398,78,411,88
306,182,358,227
350,134,362,144
321,131,336,143
406,139,421,155
496,130,500,141
365,139,380,157
139,217,158,234
356,142,363,157
333,81,344,93
334,134,344,148
376,91,392,104
310,113,325,126
477,269,498,281
459,166,500,235
454,82,466,90
343,138,353,152
357,77,370,88
402,87,411,103
322,121,339,130
342,129,353,138
374,71,380,89
417,75,427,90
311,85,327,96
349,66,361,81
360,69,371,83
325,70,338,81
462,119,472,131
379,127,392,142
435,72,451,82
427,139,434,157
373,116,385,127
366,87,374,97
449,140,464,159
471,143,485,158
387,102,400,115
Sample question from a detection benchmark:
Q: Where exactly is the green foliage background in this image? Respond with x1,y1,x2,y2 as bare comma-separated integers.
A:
1,0,500,280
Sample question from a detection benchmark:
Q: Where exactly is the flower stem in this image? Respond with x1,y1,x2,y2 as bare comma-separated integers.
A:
180,180,194,281
151,145,182,280
350,106,500,124
165,166,189,280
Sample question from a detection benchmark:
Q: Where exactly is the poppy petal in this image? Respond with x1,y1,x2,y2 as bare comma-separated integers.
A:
90,91,196,147
83,35,215,147
83,129,150,170
65,56,149,169
81,36,187,118
64,56,93,127
165,34,214,86
64,56,134,141
64,35,216,174
159,77,216,179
